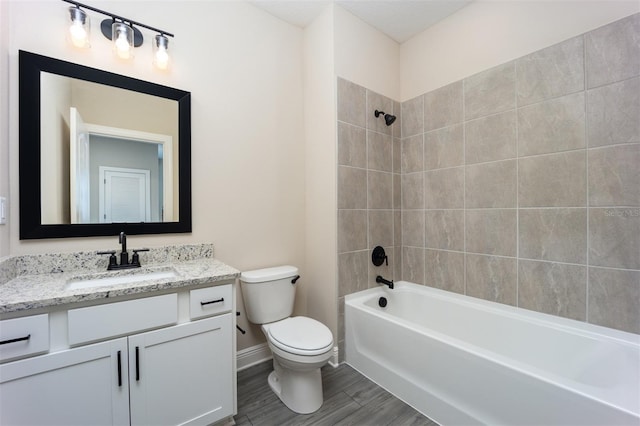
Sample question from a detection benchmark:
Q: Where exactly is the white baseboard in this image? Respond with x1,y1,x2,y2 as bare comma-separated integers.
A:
236,343,272,371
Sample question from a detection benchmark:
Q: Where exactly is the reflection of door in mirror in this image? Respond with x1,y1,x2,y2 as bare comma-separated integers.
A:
99,166,151,223
69,110,173,224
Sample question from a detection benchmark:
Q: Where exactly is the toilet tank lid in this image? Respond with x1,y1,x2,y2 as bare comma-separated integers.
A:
240,265,298,283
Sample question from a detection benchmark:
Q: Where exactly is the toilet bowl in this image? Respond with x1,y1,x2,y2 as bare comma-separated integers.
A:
240,266,334,414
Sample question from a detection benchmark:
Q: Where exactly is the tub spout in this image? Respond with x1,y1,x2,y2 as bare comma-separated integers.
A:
376,275,394,289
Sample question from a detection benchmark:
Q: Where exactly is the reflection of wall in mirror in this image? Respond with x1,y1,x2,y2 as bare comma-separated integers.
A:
40,73,70,224
40,73,179,224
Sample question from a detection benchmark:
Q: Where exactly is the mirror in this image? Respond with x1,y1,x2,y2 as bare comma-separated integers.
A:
19,50,191,239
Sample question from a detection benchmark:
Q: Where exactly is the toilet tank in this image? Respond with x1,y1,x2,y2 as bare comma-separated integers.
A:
240,266,298,324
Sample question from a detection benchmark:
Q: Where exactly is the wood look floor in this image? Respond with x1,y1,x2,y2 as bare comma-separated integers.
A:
235,361,437,426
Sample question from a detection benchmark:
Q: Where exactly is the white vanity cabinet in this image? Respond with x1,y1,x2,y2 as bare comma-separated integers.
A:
0,282,236,426
0,337,130,425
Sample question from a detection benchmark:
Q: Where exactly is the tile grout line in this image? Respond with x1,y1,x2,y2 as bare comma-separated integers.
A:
515,60,520,309
584,34,590,324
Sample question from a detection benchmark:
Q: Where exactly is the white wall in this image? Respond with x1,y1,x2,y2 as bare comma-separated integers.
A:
303,4,337,338
334,6,400,101
0,0,9,257
5,0,305,351
400,0,640,100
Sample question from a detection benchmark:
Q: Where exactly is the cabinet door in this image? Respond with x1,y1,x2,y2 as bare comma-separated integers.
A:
0,338,129,426
128,314,233,426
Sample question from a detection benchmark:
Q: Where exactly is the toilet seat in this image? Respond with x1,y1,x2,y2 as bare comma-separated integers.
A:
267,316,333,356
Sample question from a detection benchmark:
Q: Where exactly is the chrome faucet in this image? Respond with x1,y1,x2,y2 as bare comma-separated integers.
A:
376,275,394,289
97,232,149,270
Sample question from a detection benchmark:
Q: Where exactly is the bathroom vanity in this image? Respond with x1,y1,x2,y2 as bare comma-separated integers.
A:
0,244,239,426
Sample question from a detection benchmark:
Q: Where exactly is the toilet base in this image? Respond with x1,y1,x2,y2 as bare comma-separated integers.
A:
267,361,324,414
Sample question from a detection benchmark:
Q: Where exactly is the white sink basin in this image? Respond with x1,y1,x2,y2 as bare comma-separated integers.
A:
66,268,179,291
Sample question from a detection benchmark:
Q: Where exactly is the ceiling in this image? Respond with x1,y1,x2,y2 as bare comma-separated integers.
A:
249,0,472,43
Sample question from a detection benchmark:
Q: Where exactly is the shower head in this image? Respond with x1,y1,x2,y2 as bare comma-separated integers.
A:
374,110,397,126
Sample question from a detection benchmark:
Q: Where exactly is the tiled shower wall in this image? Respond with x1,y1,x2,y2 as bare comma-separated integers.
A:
336,78,402,360
336,13,639,357
400,13,639,334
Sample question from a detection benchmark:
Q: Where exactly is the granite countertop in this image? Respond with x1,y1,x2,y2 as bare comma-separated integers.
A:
0,244,240,314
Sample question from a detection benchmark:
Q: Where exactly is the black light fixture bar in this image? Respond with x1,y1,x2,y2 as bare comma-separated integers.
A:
62,0,174,37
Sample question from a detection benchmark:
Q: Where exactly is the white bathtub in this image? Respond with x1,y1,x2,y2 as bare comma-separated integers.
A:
345,281,640,426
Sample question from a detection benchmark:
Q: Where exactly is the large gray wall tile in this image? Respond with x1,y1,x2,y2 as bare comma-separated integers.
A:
425,210,464,251
589,208,640,269
518,93,585,156
401,172,424,210
424,81,463,131
393,137,401,173
338,166,367,209
338,210,367,253
587,77,640,147
401,95,423,137
337,78,366,127
518,151,586,207
338,122,367,167
402,210,425,248
338,251,369,297
369,210,394,248
402,247,424,284
425,249,465,294
465,160,517,208
466,209,517,256
519,208,587,264
585,13,640,88
367,90,394,135
425,167,464,209
588,267,640,334
466,254,517,306
368,131,393,172
392,100,402,139
368,171,393,209
465,111,517,164
518,260,587,321
393,173,401,210
588,144,640,207
464,62,516,120
401,134,424,174
516,36,584,106
394,211,402,246
424,125,464,171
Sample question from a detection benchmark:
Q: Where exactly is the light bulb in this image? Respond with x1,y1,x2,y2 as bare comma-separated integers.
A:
67,6,90,49
69,21,87,48
155,48,169,69
153,34,170,70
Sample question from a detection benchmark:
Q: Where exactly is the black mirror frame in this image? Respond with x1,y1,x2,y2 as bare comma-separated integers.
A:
19,50,192,239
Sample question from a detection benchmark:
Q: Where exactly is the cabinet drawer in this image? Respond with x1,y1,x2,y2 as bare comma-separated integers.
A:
190,285,232,319
68,293,177,345
0,314,49,362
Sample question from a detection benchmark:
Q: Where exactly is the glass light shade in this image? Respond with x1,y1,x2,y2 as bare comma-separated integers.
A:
112,22,134,59
153,35,170,70
68,7,90,48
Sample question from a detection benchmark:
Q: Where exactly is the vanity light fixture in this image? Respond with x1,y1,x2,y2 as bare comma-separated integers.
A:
62,0,174,69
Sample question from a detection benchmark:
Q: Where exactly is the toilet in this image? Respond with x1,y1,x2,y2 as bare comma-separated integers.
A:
240,266,334,414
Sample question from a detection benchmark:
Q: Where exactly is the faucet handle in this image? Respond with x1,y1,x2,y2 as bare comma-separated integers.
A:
97,251,118,269
131,248,149,267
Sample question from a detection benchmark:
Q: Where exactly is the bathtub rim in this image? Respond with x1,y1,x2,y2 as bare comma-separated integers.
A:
346,281,640,347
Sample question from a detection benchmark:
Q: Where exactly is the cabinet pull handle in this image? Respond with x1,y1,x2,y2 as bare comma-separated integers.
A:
135,346,140,381
117,351,122,387
0,334,31,345
201,297,224,306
